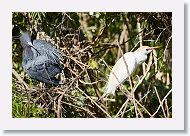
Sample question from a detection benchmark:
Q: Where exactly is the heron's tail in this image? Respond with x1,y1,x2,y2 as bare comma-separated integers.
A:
49,77,63,85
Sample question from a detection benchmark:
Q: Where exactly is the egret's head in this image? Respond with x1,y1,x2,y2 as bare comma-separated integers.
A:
134,46,159,64
135,46,153,55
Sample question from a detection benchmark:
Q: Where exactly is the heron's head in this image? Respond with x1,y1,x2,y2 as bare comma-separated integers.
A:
20,31,33,48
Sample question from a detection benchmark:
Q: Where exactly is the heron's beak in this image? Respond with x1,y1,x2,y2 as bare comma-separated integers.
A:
27,41,41,55
27,42,34,47
27,42,37,50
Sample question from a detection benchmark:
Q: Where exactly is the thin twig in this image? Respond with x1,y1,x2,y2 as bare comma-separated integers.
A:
137,107,144,118
121,100,129,118
77,87,111,117
155,28,167,44
139,86,152,102
90,96,115,102
151,89,172,117
56,94,64,118
61,101,96,118
135,100,152,116
115,98,130,118
154,87,166,117
12,69,29,90
164,99,170,117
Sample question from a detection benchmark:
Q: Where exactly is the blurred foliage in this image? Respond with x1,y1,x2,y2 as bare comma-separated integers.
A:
12,12,172,118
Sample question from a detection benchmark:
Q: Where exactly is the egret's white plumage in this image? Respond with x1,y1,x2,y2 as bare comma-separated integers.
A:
102,46,154,98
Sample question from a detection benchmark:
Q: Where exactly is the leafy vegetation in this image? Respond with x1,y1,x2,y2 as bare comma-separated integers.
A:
12,12,172,118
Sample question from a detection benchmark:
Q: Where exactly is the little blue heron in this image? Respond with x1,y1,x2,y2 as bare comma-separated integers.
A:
20,31,63,85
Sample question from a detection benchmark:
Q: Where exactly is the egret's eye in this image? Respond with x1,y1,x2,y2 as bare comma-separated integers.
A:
146,48,150,51
146,48,152,52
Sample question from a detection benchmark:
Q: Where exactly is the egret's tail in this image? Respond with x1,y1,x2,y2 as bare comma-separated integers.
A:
98,83,116,102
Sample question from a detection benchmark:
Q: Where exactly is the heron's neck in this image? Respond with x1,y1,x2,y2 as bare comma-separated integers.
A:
22,47,34,65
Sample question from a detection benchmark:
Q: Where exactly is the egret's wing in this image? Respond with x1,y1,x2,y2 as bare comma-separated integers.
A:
104,52,137,97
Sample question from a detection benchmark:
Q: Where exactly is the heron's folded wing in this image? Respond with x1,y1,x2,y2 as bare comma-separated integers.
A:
33,40,61,61
25,56,61,84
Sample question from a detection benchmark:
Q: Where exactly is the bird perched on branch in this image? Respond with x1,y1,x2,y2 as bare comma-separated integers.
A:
20,31,63,85
102,46,158,98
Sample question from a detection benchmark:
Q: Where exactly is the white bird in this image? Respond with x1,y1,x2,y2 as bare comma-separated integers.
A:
102,46,157,98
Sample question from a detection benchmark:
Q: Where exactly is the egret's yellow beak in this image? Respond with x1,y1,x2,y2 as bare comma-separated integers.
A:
151,46,162,49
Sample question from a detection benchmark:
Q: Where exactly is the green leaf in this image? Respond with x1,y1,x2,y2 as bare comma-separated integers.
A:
88,59,98,69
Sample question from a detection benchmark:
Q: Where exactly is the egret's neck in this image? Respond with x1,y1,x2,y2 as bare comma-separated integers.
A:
134,51,148,65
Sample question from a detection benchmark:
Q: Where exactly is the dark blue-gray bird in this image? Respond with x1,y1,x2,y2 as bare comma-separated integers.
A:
20,31,63,85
